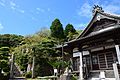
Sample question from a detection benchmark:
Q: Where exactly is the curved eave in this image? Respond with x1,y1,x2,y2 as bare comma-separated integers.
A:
77,11,120,39
67,24,120,45
77,11,98,39
99,11,120,19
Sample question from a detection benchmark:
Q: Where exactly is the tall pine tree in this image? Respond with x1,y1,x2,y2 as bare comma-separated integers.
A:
64,24,78,41
50,18,65,40
64,24,76,36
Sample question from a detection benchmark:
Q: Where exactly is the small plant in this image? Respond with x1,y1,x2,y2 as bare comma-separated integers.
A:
71,74,77,80
25,71,32,78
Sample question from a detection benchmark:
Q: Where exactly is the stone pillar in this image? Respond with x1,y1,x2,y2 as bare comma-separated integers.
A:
79,52,83,80
115,45,120,64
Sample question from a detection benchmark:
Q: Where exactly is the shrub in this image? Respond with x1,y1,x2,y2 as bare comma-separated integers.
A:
25,71,32,78
71,74,77,80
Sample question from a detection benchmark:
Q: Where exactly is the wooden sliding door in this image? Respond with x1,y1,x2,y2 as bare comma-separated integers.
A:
92,51,114,70
98,52,114,69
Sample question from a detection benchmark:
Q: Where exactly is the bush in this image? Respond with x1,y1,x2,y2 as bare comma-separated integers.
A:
25,71,32,78
0,73,9,80
71,74,77,80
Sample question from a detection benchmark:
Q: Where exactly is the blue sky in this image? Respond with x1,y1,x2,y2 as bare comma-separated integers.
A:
0,0,120,35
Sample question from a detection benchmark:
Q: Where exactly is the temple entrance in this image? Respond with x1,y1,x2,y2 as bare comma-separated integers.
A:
83,56,91,78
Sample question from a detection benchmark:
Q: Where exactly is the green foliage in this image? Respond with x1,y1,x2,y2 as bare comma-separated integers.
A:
67,32,78,41
14,29,57,77
36,28,51,37
64,24,78,41
0,47,10,75
25,71,32,78
34,58,53,77
64,24,76,36
50,18,65,40
49,59,69,69
0,73,9,80
0,34,23,77
77,30,83,34
0,18,83,78
0,34,24,47
14,44,30,71
71,74,77,80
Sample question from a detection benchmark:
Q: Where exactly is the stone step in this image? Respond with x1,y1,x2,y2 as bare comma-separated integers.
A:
89,72,100,78
105,70,115,78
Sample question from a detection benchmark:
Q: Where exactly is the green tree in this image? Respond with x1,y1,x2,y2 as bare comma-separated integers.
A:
0,34,24,78
50,18,65,41
0,34,24,47
14,29,57,77
64,24,76,36
64,24,78,41
0,47,10,75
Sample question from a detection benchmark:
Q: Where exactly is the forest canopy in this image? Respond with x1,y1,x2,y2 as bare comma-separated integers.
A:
0,18,82,78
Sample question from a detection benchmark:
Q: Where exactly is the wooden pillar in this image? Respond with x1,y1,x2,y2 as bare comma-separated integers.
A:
114,45,120,80
79,52,83,80
10,54,14,79
89,52,93,70
32,57,35,78
115,45,120,64
113,63,119,80
62,44,64,69
83,51,90,78
70,58,73,71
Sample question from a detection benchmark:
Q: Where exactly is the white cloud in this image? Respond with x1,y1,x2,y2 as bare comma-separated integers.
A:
9,1,25,14
36,8,45,13
0,23,4,31
47,8,51,11
0,0,6,7
11,6,15,10
10,1,16,10
92,0,100,5
10,1,16,6
36,8,40,10
0,1,5,6
36,11,39,14
1,0,5,2
79,23,87,27
74,23,87,30
102,1,120,13
77,0,120,18
18,9,25,13
77,2,92,18
104,5,120,13
35,8,51,14
31,16,38,21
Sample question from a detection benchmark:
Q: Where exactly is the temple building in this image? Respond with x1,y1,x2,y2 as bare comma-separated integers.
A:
58,5,120,80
